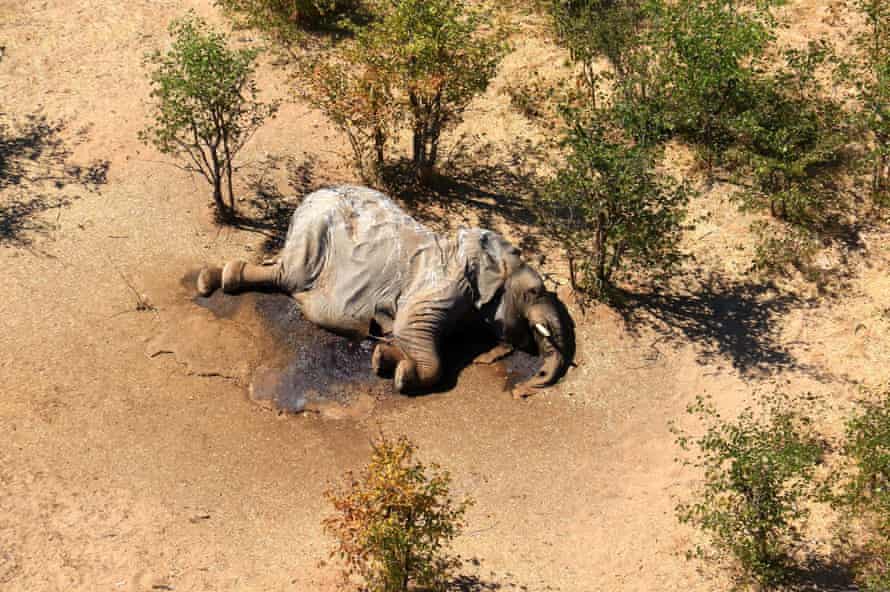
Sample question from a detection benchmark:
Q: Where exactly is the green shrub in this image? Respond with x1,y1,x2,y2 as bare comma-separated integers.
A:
834,389,890,591
549,0,646,98
673,394,824,590
728,42,849,272
536,111,690,301
323,434,473,592
139,14,278,221
651,0,778,175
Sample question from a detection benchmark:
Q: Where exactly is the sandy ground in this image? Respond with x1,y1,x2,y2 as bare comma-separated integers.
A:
1,1,888,591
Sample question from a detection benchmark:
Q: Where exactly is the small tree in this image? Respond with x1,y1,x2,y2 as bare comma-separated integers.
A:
324,434,473,592
366,0,507,183
673,394,824,590
833,389,890,591
297,0,507,185
729,42,849,273
650,0,777,177
140,14,278,221
549,0,647,100
536,112,690,301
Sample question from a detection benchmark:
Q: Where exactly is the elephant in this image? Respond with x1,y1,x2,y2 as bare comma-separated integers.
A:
196,185,574,397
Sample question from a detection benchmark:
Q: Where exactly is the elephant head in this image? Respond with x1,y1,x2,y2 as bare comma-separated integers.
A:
469,231,575,392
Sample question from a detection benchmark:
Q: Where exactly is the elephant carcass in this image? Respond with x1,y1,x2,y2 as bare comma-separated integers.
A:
197,185,574,395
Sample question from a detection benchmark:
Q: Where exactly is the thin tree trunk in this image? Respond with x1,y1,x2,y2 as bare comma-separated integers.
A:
212,176,225,219
223,131,236,216
595,213,607,296
209,150,228,222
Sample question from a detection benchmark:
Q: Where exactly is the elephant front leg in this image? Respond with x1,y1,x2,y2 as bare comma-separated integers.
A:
473,343,514,365
371,342,404,377
391,327,444,394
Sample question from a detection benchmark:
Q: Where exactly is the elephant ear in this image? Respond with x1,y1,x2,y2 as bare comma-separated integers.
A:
469,230,512,308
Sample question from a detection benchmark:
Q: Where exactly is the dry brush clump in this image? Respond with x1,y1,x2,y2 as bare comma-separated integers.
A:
323,434,473,592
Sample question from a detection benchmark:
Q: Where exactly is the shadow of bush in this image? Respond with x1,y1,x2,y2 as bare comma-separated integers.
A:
0,113,109,248
616,273,832,379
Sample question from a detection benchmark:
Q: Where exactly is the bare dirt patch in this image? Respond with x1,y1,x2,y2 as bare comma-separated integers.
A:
1,1,887,591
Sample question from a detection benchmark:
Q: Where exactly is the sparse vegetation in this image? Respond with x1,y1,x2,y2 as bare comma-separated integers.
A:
833,388,890,591
296,0,507,185
140,13,278,221
536,110,690,301
215,0,361,41
673,394,823,590
842,0,890,203
323,434,473,592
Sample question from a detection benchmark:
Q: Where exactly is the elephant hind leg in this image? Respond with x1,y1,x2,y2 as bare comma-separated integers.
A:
196,260,283,296
197,266,223,296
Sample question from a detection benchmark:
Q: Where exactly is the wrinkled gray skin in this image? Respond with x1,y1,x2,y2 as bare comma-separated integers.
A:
197,185,572,397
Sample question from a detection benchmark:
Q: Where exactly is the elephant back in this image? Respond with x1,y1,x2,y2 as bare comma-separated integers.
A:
279,186,451,332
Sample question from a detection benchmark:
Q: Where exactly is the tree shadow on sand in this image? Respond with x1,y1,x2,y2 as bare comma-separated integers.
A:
785,558,858,592
616,273,831,380
0,113,109,249
382,143,544,253
234,153,321,254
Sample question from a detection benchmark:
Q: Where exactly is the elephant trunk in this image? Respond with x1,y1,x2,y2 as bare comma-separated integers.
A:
516,297,573,394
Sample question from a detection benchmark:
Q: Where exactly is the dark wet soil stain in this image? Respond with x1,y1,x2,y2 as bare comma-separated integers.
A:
194,289,385,412
504,351,544,388
190,279,542,413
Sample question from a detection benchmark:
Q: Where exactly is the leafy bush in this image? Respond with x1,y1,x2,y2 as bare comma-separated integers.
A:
841,0,890,202
651,0,777,175
728,43,849,272
140,14,278,221
297,0,507,185
297,50,397,184
536,111,690,301
673,394,824,590
549,0,646,97
323,434,473,592
547,0,669,146
834,389,890,591
215,0,360,41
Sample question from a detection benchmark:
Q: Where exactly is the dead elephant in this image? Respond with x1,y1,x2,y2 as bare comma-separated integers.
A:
197,185,574,397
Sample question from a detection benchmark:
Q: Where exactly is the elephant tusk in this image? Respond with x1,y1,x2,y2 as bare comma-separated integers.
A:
535,323,551,338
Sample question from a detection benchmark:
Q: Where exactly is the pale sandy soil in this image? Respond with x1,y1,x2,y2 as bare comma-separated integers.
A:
1,1,887,591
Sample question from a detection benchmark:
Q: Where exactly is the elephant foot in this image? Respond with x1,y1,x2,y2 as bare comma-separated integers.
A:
371,343,399,377
511,383,536,400
221,261,246,294
394,359,418,394
474,343,514,365
197,266,223,296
